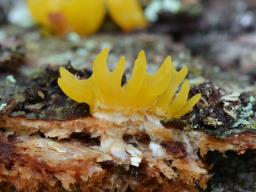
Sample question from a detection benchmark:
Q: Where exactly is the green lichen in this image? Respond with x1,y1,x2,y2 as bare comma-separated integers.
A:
6,75,16,84
233,96,256,129
252,122,256,129
0,102,7,111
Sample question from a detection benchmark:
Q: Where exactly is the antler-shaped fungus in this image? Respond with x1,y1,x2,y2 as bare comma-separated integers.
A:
58,49,201,119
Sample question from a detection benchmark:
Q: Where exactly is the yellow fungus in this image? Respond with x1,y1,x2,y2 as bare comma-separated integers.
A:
27,0,147,35
58,49,201,119
27,0,106,35
107,0,148,32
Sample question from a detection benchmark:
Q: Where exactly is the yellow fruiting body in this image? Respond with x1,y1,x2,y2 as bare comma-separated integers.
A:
27,0,147,35
107,0,148,32
58,49,201,119
27,0,106,35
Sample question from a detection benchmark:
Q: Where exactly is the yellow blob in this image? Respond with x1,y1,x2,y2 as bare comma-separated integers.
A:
107,0,148,31
27,0,147,35
58,49,201,119
27,0,106,35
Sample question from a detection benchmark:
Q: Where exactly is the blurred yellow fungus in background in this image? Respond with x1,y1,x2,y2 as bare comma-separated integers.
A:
27,0,147,36
58,49,201,119
107,0,147,32
27,0,106,35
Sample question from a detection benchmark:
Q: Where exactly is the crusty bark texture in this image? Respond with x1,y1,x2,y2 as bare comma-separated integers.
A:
0,130,199,192
0,113,256,191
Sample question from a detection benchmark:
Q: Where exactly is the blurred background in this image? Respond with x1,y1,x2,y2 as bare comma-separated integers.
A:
0,0,255,79
0,1,256,191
